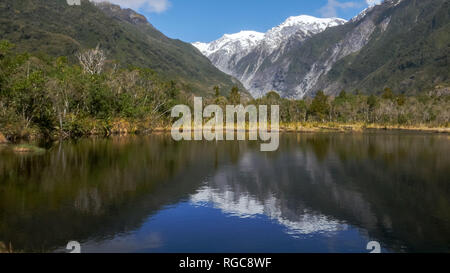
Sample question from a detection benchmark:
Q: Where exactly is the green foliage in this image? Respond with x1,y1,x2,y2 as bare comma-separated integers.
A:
396,94,406,106
1,39,448,141
247,87,449,127
324,0,450,95
0,0,247,97
337,90,347,100
367,95,377,110
382,88,394,100
0,41,184,139
265,91,281,101
214,86,220,98
228,86,241,105
309,91,330,121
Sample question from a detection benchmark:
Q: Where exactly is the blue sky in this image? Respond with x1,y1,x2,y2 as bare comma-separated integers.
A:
95,0,380,42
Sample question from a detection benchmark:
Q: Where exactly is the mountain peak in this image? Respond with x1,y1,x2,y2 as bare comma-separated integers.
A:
282,15,347,27
193,30,264,57
351,0,405,22
262,15,346,51
193,14,346,56
93,1,152,27
223,30,265,41
192,14,347,96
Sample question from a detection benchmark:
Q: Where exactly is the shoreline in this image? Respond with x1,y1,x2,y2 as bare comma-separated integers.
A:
279,124,450,134
149,122,450,134
1,123,449,145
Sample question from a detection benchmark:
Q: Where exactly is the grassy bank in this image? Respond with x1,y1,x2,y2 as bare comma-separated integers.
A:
279,122,450,134
59,121,450,134
2,121,449,143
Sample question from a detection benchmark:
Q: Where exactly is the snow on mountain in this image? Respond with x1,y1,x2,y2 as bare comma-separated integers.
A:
194,15,346,58
190,0,446,99
263,15,347,51
193,31,264,56
193,31,265,75
351,6,374,23
192,15,347,96
351,0,403,23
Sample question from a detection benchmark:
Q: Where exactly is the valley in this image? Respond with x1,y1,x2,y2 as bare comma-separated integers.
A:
0,0,449,255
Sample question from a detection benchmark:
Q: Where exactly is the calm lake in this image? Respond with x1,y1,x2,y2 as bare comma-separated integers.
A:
0,132,449,253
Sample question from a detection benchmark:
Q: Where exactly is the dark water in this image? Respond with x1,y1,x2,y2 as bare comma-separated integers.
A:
0,132,449,253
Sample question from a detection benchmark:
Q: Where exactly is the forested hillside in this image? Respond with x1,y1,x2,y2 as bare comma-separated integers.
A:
0,0,245,96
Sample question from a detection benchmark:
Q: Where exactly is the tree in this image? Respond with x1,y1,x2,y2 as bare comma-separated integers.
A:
367,95,378,122
337,90,347,100
396,94,406,106
382,87,394,100
263,91,281,107
265,91,281,100
228,86,241,105
76,45,106,75
309,91,330,122
290,100,307,122
0,40,14,59
214,85,220,98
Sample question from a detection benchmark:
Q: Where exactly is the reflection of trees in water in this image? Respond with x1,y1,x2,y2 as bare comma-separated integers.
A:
199,133,450,252
0,136,233,252
305,136,330,162
0,133,449,252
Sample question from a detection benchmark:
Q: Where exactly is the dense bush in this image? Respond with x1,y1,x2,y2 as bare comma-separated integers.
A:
0,41,185,139
250,88,449,127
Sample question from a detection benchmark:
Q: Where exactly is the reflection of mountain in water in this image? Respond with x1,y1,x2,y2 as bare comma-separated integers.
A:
191,186,348,237
189,134,450,252
188,147,375,240
0,133,449,252
0,136,214,252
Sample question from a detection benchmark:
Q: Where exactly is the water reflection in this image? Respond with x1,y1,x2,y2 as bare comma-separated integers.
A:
191,187,347,236
0,133,449,252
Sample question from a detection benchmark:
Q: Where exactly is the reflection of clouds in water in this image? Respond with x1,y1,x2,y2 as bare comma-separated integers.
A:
191,186,348,237
190,150,349,237
191,187,264,218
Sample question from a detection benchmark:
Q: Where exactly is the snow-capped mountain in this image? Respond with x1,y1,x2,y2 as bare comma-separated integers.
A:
193,15,347,97
193,0,447,99
263,15,347,51
193,31,265,57
192,31,265,75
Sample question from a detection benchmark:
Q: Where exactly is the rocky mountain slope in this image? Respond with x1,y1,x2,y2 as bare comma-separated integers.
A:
195,0,450,98
0,0,245,96
193,30,265,76
194,15,346,97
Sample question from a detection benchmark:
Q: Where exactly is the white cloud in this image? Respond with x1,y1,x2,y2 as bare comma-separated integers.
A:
366,0,383,7
91,0,171,13
319,0,360,18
